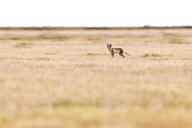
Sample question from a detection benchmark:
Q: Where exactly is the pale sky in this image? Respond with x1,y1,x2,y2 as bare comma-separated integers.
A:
0,0,192,27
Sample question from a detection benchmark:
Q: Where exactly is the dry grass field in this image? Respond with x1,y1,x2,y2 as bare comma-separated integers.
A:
0,28,192,128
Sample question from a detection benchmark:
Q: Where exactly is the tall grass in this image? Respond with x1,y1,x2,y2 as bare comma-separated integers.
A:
0,29,192,128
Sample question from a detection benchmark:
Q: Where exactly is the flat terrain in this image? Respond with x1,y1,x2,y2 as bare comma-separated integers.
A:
0,29,192,128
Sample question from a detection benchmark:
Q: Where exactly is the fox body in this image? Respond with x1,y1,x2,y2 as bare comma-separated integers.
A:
107,43,129,58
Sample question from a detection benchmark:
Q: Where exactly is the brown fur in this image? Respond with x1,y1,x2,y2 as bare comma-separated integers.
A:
106,43,129,58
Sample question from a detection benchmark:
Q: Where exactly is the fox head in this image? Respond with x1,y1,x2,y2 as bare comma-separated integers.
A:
106,43,112,49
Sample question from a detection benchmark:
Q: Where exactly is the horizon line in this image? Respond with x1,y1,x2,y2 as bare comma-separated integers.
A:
0,25,192,30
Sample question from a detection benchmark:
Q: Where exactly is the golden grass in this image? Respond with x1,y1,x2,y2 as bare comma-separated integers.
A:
0,29,192,128
86,52,107,56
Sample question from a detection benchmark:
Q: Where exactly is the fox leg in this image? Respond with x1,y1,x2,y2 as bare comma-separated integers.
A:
119,50,125,58
110,50,114,57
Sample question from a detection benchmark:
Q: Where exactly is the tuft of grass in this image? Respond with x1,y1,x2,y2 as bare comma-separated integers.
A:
45,51,60,55
87,38,103,43
169,38,189,44
162,32,178,37
0,36,70,42
86,52,107,56
50,37,70,42
181,57,192,60
112,35,125,38
139,35,154,38
13,42,33,48
142,53,163,57
0,37,22,41
144,40,149,43
151,58,170,61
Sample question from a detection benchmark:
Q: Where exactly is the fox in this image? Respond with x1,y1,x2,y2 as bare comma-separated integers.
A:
106,43,130,58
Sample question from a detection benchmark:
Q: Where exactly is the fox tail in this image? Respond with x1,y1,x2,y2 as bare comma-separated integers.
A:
124,51,130,56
